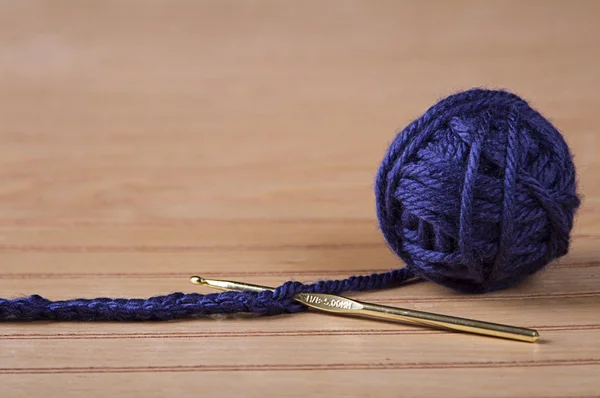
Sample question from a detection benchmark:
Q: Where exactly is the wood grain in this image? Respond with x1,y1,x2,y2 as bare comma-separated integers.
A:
1,1,599,397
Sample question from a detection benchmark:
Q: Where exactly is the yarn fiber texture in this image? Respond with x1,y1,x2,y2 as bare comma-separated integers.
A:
376,88,580,293
0,269,413,321
0,88,580,321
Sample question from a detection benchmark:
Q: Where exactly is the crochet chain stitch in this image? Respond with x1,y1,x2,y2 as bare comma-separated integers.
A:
0,268,414,321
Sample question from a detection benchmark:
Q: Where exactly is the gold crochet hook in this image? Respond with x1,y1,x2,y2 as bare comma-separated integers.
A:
189,276,539,343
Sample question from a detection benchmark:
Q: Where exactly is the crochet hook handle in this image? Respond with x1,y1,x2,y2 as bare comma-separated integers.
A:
190,276,539,343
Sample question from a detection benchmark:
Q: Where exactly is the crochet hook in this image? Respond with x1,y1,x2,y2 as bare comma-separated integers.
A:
189,276,539,343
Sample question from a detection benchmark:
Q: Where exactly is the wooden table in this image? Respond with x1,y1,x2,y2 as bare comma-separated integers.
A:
1,1,599,397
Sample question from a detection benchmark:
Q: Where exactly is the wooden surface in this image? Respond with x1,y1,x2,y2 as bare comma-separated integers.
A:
1,1,599,397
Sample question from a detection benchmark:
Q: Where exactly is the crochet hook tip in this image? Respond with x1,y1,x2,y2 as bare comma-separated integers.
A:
189,276,205,285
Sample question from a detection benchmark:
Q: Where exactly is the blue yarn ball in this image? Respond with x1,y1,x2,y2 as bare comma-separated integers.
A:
375,88,580,293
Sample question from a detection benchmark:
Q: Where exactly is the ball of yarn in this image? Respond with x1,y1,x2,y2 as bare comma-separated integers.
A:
375,88,580,293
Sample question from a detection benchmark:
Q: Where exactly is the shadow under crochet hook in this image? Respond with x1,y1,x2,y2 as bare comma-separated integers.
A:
189,276,540,343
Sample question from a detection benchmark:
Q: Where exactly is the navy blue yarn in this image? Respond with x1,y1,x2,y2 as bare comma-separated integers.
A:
0,88,580,321
0,268,413,321
375,88,580,293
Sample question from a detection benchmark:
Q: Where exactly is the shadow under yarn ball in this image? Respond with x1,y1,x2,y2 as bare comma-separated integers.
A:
375,88,581,294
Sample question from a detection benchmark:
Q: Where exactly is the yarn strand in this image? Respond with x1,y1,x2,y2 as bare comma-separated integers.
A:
0,268,415,321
